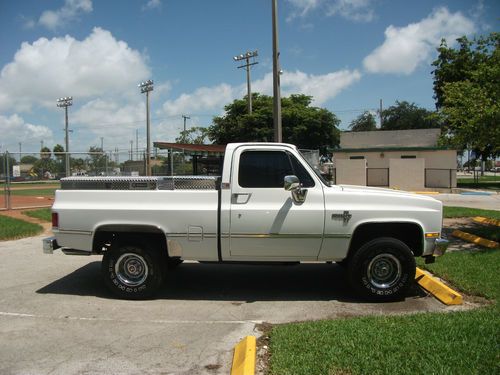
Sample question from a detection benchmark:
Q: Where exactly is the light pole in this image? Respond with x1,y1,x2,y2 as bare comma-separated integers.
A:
182,115,190,137
139,80,154,176
272,0,282,142
57,96,73,177
233,51,258,114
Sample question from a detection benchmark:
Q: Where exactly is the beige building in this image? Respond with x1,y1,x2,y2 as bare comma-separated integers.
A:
332,129,457,190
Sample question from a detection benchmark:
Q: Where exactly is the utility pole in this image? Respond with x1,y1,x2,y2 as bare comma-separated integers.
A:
233,51,258,114
379,99,383,128
139,80,154,176
100,137,104,151
272,0,282,142
182,115,190,134
136,129,139,162
18,142,21,162
57,96,73,177
130,140,133,161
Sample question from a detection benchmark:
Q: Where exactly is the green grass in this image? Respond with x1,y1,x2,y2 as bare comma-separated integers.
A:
269,241,500,374
444,206,500,220
22,208,52,222
0,215,43,240
10,188,57,196
269,308,498,375
458,176,500,182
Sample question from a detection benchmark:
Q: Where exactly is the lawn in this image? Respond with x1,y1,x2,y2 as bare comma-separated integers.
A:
0,215,43,240
443,206,500,220
268,218,500,374
10,188,57,197
23,208,52,222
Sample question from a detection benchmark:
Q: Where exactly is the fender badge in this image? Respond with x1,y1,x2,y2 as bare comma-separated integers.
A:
332,211,352,224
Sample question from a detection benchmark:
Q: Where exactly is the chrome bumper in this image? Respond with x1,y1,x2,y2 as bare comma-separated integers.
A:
43,237,60,254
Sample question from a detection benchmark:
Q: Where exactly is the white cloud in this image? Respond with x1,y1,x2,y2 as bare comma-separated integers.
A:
142,0,162,11
0,27,150,112
326,0,375,22
0,114,53,151
287,0,374,22
253,69,362,105
162,83,237,117
363,7,475,75
160,68,360,120
38,0,93,30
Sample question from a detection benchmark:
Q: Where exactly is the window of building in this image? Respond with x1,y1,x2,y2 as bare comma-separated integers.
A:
349,156,365,160
238,151,315,188
401,155,417,159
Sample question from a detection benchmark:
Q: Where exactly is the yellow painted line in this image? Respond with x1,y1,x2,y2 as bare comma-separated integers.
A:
473,216,500,227
411,191,440,195
452,229,499,249
415,268,463,305
231,336,256,375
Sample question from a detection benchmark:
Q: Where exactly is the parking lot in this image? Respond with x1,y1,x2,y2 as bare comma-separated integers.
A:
0,232,469,375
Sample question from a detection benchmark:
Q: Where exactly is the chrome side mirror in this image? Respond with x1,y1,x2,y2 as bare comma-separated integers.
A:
284,175,307,204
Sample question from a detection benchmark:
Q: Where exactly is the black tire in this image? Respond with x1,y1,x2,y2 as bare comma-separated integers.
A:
348,237,416,301
101,244,163,299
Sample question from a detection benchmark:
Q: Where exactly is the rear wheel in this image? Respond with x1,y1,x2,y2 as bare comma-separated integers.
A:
102,244,163,299
348,237,416,301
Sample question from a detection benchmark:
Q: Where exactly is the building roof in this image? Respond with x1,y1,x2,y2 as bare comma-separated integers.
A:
340,128,442,149
334,146,453,153
153,142,226,156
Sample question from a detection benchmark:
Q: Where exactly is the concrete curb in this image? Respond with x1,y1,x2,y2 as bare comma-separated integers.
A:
452,229,499,249
231,336,256,375
473,216,500,227
415,267,463,305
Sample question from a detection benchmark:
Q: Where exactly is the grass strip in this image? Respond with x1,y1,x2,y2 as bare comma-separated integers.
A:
22,208,52,222
10,188,57,196
0,215,43,240
443,206,500,220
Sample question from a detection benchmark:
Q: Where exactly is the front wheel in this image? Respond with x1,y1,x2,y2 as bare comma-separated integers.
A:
348,237,416,301
102,244,163,299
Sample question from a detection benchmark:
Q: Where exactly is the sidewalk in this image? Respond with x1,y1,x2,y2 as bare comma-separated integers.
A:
434,193,500,210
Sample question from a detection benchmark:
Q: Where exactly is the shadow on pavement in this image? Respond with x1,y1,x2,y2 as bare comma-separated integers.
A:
37,261,425,302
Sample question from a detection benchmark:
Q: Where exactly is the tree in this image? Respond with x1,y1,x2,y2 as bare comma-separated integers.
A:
208,93,340,152
381,101,439,130
21,155,38,164
53,144,65,161
40,146,51,160
87,146,108,175
349,111,377,132
432,32,499,162
175,127,209,144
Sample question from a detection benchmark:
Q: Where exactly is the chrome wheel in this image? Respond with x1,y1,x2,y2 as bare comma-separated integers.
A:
115,253,149,287
366,253,402,289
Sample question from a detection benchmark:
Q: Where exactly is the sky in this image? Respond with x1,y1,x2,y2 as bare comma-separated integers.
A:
0,0,497,156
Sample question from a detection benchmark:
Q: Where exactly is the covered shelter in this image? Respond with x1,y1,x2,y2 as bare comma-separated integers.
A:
153,142,226,175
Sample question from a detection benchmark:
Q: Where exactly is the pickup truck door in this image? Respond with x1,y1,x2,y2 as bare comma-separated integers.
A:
229,147,325,259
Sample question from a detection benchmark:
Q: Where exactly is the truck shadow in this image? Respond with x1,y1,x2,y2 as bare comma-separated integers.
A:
36,261,425,303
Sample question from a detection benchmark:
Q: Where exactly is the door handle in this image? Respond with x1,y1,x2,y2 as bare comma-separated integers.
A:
232,193,251,204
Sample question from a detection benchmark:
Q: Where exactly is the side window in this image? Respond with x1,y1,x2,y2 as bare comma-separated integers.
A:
289,154,315,188
239,151,292,188
238,151,315,188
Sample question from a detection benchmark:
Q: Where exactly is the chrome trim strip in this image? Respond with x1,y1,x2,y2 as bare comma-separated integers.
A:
225,233,351,239
167,233,217,239
58,230,92,236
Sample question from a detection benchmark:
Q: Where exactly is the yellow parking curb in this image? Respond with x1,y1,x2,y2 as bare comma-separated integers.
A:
452,229,499,249
411,191,440,195
473,216,500,227
231,336,256,375
415,268,463,305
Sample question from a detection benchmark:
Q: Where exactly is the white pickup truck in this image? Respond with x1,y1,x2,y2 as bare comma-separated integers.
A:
43,142,448,301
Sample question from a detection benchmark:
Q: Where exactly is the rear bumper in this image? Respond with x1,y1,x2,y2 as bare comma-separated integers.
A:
43,237,60,254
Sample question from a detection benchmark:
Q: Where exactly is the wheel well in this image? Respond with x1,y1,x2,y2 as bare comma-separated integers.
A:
347,222,424,259
92,226,169,259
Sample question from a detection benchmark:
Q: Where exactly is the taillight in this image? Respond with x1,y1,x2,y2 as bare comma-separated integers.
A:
52,212,59,228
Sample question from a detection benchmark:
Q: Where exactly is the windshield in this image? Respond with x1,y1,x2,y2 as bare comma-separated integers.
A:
299,151,332,187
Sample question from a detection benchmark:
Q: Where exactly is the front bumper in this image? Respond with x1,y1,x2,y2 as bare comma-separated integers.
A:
422,237,449,264
433,238,449,257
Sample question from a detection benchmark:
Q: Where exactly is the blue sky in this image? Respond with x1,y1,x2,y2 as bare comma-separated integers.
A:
0,0,497,155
